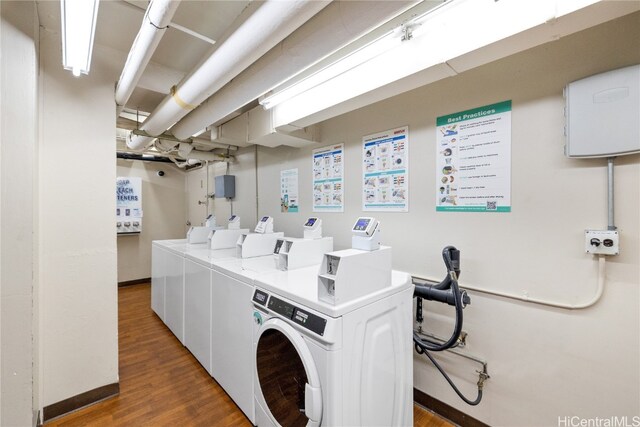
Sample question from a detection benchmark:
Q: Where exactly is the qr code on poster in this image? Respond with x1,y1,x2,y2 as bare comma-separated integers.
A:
486,201,497,211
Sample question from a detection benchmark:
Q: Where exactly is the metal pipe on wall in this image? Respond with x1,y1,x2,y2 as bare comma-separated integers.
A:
607,157,616,230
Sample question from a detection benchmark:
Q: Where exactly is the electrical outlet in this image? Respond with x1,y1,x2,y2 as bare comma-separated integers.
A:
585,230,619,255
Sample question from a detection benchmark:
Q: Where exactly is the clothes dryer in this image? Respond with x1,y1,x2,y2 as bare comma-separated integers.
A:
212,235,333,424
252,267,414,427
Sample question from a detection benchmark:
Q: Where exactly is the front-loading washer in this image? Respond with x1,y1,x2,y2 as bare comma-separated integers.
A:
211,235,333,425
252,268,414,427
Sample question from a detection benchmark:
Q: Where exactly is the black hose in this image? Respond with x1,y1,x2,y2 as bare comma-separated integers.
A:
421,349,483,406
413,247,463,351
413,245,484,406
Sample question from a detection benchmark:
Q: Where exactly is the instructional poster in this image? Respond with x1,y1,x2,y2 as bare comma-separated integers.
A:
362,126,409,212
312,143,344,212
280,168,299,213
436,100,511,212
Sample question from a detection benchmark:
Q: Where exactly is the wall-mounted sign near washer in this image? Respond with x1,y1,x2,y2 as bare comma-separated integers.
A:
362,126,409,212
116,176,142,234
312,143,344,212
436,101,512,212
280,168,299,213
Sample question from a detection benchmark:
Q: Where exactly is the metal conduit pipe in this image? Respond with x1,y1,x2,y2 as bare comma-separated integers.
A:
115,0,181,115
127,0,331,150
171,0,416,140
116,152,174,163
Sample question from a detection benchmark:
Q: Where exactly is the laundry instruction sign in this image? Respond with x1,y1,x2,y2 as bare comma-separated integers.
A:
436,101,511,212
312,143,344,212
362,126,409,212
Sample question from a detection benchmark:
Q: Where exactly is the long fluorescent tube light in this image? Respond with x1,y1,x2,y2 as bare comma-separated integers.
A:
61,0,100,77
260,31,400,110
270,0,601,128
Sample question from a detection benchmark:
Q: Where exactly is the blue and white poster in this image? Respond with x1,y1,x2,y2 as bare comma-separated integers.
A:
116,177,143,234
116,177,142,218
312,143,344,212
436,101,511,212
280,168,299,213
362,126,409,212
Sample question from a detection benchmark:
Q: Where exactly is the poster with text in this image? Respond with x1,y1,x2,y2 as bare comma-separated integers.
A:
362,126,409,212
116,177,142,218
312,143,344,212
280,168,299,213
436,100,511,212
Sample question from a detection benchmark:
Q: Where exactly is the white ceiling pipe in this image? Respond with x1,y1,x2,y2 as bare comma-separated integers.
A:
115,0,181,115
177,142,194,158
127,0,331,150
184,147,226,162
171,0,416,141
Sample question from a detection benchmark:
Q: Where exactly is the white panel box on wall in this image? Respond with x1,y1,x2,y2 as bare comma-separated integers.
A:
564,64,640,158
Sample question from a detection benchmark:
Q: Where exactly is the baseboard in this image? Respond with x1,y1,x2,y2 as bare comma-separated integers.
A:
118,277,151,287
42,382,119,422
414,388,489,427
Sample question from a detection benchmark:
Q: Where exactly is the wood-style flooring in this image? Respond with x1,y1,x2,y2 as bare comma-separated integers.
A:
46,283,453,426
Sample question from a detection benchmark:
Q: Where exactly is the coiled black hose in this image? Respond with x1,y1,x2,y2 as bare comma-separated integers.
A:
413,246,463,352
413,246,485,406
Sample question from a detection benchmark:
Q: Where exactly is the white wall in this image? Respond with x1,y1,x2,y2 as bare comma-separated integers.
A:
185,164,208,227
187,12,640,426
38,30,120,407
0,1,38,425
116,159,187,282
188,147,260,231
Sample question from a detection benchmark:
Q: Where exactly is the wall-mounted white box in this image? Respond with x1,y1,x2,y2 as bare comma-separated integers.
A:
565,64,640,158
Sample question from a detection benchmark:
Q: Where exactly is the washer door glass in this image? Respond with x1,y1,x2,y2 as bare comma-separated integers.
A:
256,328,310,427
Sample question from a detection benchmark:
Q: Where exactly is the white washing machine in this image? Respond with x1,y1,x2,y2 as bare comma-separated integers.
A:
252,267,414,427
182,247,239,373
162,241,209,343
151,239,188,321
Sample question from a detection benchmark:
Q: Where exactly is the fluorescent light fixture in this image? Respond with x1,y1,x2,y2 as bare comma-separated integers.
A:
260,31,400,110
270,0,600,128
61,0,100,77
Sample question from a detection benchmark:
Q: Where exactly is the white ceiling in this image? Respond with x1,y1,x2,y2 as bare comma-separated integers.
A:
37,0,252,114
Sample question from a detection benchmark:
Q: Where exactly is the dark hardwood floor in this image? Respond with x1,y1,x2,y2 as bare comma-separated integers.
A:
46,283,453,426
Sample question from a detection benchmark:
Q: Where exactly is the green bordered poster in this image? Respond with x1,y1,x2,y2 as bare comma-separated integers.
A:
362,126,409,212
436,101,511,212
312,144,344,212
280,168,299,213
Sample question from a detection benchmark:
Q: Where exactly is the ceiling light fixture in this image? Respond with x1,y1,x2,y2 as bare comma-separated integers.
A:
60,0,100,77
259,30,400,110
267,0,602,127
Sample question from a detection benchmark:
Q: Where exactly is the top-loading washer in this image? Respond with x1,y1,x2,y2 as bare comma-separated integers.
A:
156,240,210,342
182,247,239,373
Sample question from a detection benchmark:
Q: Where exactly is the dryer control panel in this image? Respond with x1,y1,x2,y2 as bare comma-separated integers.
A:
253,289,327,336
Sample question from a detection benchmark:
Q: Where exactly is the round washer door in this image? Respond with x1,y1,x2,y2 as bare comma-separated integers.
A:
255,318,322,427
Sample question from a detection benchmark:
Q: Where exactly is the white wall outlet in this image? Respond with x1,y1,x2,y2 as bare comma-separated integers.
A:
585,230,619,255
